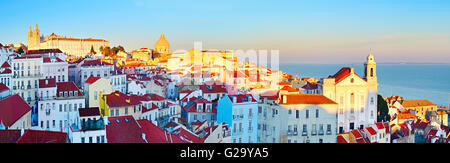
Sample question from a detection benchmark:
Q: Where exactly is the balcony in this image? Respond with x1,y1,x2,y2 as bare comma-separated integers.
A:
311,130,317,136
45,109,51,116
287,130,292,136
81,118,105,131
318,130,324,135
326,130,332,135
302,131,307,136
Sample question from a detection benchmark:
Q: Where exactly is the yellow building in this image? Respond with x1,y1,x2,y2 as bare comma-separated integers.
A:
99,91,142,119
130,48,153,62
84,76,114,108
402,99,438,120
28,24,110,57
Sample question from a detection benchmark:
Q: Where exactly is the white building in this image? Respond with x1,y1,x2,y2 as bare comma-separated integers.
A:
42,56,69,82
11,56,43,104
37,80,85,133
279,94,338,143
110,70,127,93
78,59,114,86
0,61,12,89
319,52,378,133
69,107,107,143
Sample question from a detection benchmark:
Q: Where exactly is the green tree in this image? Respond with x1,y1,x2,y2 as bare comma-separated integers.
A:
89,45,96,55
17,47,24,54
377,94,390,122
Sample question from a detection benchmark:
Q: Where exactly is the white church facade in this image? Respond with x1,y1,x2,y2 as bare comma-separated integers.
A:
319,52,378,133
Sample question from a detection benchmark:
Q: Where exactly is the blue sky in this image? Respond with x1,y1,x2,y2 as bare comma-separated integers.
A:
1,0,450,63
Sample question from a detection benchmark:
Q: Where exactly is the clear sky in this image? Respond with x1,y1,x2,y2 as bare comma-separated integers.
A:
1,0,449,64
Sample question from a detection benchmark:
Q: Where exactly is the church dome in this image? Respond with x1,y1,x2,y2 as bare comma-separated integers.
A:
154,34,169,52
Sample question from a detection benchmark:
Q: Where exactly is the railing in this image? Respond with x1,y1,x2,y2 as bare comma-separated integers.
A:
302,131,307,136
318,130,324,135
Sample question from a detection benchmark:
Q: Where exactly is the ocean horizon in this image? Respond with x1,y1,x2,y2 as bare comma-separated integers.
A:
279,63,450,106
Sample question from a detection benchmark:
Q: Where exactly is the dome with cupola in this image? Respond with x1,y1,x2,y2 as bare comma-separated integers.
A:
154,34,169,54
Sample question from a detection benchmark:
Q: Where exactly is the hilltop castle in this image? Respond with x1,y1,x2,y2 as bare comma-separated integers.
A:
27,24,110,57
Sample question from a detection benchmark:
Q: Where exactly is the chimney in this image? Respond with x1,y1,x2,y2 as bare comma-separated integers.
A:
233,96,237,103
350,68,354,74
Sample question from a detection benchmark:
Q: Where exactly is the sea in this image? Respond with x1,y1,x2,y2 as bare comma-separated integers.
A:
279,63,450,106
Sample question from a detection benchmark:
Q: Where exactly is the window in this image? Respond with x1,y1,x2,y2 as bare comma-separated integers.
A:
89,137,93,143
296,110,299,119
316,109,319,118
111,109,114,116
327,124,332,135
302,124,307,136
370,68,374,77
312,124,317,135
125,108,128,115
239,123,242,133
81,137,85,143
305,110,309,119
350,93,355,113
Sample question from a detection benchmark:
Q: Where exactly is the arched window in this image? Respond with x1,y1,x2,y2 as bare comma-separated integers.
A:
370,68,374,77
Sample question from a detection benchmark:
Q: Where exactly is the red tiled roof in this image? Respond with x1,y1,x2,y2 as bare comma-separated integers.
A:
26,48,63,55
200,84,227,93
85,76,101,84
280,94,337,105
43,37,108,42
182,102,217,113
56,82,83,97
103,91,141,107
43,57,64,63
79,107,100,117
0,68,11,74
375,122,385,130
278,82,291,86
302,82,318,90
337,135,348,143
140,119,188,143
227,94,257,103
329,67,365,84
365,127,377,135
38,78,56,88
13,56,42,60
16,130,67,143
106,116,146,143
280,86,299,92
0,130,22,143
0,83,8,92
0,94,31,128
175,128,204,143
142,104,159,113
81,59,113,67
1,61,11,68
